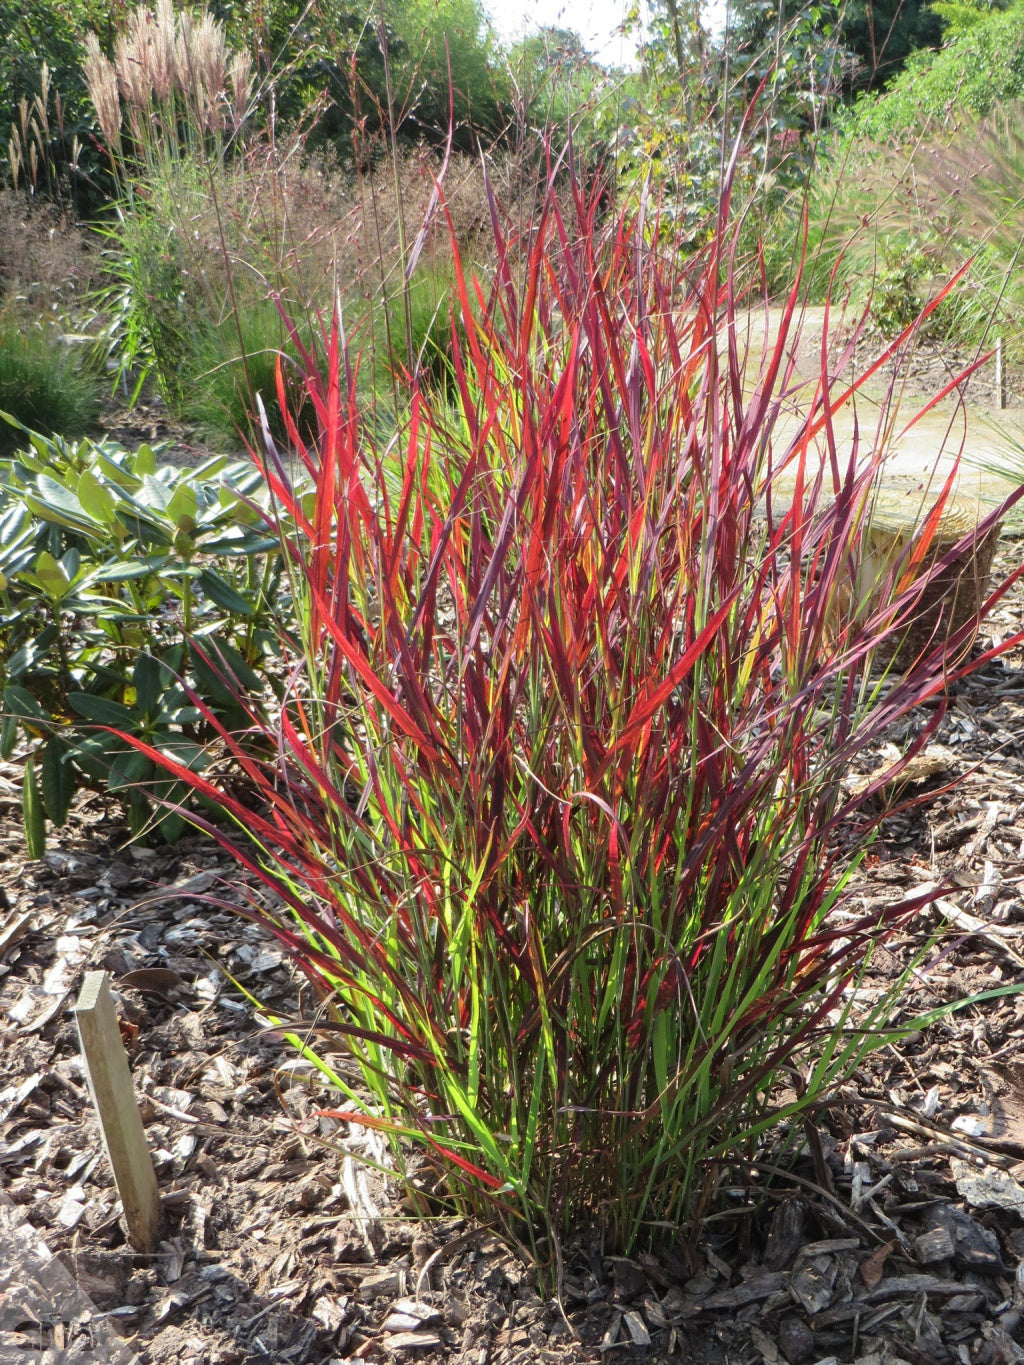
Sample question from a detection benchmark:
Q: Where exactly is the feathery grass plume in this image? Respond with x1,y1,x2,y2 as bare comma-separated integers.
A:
187,11,228,134
95,0,239,173
34,65,51,145
117,146,1024,1279
227,50,253,132
147,0,179,104
83,34,122,155
5,64,70,199
172,4,196,82
114,21,153,115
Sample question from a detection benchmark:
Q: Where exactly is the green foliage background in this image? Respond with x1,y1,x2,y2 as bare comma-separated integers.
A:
839,0,1024,140
0,0,108,132
207,0,509,154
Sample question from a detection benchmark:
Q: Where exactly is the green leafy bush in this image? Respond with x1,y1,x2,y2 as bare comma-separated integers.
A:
0,430,282,843
307,0,509,157
126,163,1024,1270
90,197,208,409
839,0,1024,143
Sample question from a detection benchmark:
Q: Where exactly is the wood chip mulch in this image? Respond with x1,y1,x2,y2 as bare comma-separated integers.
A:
4,544,1024,1365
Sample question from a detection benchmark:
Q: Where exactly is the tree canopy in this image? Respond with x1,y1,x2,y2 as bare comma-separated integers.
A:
841,0,944,89
839,0,1024,140
212,0,509,155
726,0,944,95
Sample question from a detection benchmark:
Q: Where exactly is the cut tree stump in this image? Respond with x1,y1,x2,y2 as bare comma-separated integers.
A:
852,482,1002,669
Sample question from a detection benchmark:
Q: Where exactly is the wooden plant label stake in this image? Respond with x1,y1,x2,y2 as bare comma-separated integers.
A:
74,970,160,1252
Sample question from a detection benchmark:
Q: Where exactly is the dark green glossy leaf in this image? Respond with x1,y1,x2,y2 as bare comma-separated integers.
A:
107,748,152,792
96,554,174,582
41,735,75,826
197,568,258,617
3,685,47,725
72,733,120,779
156,807,187,843
200,531,279,555
156,737,208,770
26,475,94,531
68,693,136,727
192,636,265,699
133,653,165,718
5,624,60,680
154,700,203,725
60,548,82,582
0,711,19,758
22,757,45,859
163,644,187,675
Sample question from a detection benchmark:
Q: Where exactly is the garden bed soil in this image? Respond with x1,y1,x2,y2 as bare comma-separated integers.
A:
3,541,1024,1364
96,395,237,469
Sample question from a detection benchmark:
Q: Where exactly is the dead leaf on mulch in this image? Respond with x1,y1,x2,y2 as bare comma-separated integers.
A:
859,1238,896,1289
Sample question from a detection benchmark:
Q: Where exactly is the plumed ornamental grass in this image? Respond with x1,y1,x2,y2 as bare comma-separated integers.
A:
125,164,1023,1277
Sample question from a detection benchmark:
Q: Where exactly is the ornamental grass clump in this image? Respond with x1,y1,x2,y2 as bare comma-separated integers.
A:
0,315,102,453
82,0,255,407
128,164,1021,1271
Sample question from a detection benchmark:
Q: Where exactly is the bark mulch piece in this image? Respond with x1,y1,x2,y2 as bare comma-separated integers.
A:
3,547,1024,1364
